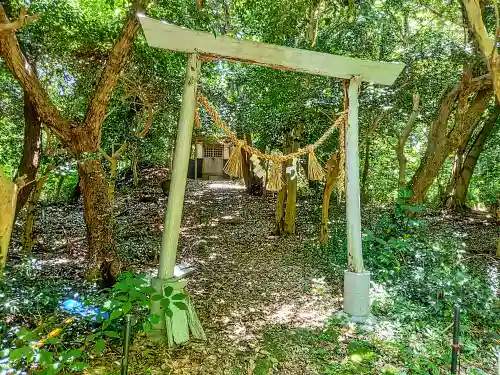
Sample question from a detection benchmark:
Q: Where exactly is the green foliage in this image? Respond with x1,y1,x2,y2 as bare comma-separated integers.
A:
0,272,187,374
1,0,498,208
1,0,499,373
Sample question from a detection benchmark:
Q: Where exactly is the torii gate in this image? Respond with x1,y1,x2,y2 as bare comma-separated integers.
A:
138,15,404,344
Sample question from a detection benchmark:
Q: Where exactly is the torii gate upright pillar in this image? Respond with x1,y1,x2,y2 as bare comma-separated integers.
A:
150,53,206,345
343,76,371,318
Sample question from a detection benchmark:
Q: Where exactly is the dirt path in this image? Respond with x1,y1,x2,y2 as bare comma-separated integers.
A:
126,179,341,374
10,176,340,374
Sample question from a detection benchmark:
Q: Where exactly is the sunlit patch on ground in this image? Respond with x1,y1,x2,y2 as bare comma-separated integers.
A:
207,181,246,190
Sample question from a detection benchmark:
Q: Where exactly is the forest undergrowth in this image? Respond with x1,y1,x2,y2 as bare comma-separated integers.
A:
0,174,498,375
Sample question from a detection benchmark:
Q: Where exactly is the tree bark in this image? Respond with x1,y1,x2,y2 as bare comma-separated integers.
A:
15,91,42,215
21,173,48,256
320,152,340,244
0,169,22,279
445,105,500,210
409,71,493,204
79,159,115,277
241,133,263,195
101,142,127,203
461,0,500,104
275,173,287,235
284,133,299,235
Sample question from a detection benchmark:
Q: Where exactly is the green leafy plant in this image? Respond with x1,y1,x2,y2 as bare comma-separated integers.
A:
1,272,187,374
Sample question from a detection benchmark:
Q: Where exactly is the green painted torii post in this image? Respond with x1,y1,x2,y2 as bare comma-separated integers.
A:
139,14,404,343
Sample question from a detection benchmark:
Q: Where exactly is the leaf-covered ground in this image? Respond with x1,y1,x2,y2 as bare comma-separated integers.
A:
3,169,499,374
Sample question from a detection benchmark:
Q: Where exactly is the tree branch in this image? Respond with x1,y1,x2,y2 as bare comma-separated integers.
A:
136,105,153,138
82,8,146,146
462,0,495,57
400,91,421,143
113,142,127,159
0,5,79,148
0,2,149,153
0,7,39,32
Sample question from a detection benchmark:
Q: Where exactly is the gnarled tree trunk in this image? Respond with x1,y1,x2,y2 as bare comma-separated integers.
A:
409,70,493,203
15,91,42,214
22,172,49,256
79,159,115,279
0,2,149,278
444,105,500,210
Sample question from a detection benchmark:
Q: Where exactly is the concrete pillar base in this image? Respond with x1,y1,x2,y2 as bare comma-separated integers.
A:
343,270,371,317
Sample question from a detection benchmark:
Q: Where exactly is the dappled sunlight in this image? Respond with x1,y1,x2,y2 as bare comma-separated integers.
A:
269,303,295,324
208,182,246,190
37,258,73,266
3,173,498,374
487,265,498,296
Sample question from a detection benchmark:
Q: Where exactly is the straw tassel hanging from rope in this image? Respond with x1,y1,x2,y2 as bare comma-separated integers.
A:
267,158,283,192
306,145,325,181
223,140,245,178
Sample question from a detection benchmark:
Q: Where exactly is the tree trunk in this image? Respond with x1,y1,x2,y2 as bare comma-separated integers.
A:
360,140,370,201
241,133,263,195
275,174,287,235
445,105,500,210
101,142,127,203
15,91,42,215
0,2,149,281
241,146,251,192
320,152,340,244
71,176,81,203
284,135,299,235
444,143,467,210
461,0,500,104
0,169,21,279
409,73,492,204
79,159,115,279
22,174,49,256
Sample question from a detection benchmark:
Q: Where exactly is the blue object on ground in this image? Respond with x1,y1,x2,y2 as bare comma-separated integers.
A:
60,299,109,320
